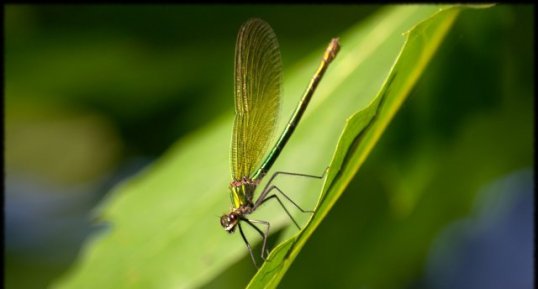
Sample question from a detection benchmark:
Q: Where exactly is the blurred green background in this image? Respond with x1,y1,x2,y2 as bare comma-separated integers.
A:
5,5,533,289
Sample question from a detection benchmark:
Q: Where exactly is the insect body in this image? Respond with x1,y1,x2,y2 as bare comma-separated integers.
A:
220,18,340,267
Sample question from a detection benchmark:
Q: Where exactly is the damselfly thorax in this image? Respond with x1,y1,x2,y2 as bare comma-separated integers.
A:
220,178,260,233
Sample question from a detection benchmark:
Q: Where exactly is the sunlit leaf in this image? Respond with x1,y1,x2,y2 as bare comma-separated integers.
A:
53,5,492,289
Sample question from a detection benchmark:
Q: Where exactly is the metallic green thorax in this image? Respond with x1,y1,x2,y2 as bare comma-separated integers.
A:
229,179,257,208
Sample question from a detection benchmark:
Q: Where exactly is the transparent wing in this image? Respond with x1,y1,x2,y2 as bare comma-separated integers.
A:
231,18,281,181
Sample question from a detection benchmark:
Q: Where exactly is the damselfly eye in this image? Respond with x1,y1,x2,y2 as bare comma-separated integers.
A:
220,213,239,233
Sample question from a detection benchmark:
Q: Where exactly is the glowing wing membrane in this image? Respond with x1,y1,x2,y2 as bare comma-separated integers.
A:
231,18,282,181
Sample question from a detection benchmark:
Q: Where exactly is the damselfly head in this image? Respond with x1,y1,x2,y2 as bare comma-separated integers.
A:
220,212,239,233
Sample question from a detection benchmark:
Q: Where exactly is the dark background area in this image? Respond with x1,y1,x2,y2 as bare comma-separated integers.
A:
5,5,533,289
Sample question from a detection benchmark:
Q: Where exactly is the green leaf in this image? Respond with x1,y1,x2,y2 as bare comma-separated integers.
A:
53,5,491,289
246,6,467,289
